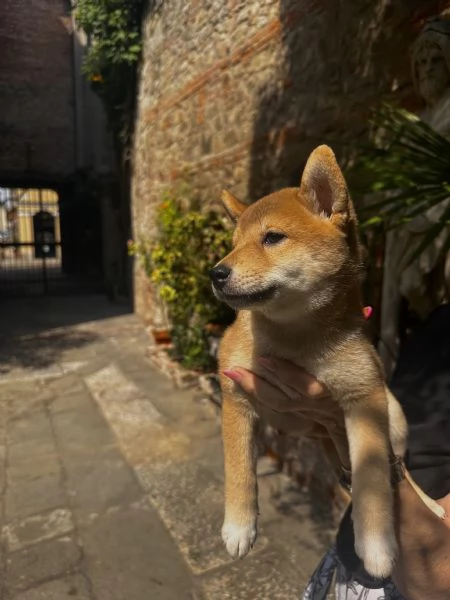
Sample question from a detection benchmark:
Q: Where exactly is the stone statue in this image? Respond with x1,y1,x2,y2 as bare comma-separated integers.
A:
380,14,450,376
412,17,450,135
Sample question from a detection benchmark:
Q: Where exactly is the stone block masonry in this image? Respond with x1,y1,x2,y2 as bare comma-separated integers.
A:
131,0,424,326
130,0,442,511
128,0,438,510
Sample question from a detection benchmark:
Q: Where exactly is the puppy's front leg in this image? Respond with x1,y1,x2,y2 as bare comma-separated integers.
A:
221,392,259,559
344,387,397,579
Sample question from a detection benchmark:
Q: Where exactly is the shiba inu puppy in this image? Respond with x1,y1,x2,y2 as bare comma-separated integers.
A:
210,145,445,578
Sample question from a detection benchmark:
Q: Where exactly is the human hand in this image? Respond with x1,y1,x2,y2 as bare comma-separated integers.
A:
223,357,349,465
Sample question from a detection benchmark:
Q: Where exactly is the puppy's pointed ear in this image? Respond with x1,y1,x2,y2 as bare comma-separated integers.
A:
301,145,362,264
300,145,349,219
221,190,247,222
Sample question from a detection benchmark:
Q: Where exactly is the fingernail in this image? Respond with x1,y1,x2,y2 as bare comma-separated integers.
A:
222,369,242,382
258,357,275,370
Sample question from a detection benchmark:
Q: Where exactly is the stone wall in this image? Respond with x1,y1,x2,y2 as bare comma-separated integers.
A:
0,0,75,180
131,0,446,506
132,0,443,325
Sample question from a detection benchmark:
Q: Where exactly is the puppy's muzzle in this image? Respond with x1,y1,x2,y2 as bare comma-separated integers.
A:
209,264,232,291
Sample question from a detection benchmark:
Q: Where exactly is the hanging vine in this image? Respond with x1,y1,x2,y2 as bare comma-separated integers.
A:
74,0,145,146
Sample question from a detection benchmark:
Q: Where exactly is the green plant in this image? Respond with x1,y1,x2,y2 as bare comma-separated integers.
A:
129,188,235,371
74,0,144,142
351,103,450,265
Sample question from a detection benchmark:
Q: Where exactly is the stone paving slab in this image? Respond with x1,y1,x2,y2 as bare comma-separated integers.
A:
7,442,61,483
6,535,82,593
80,501,200,600
0,403,6,445
0,444,5,494
0,362,87,386
7,387,55,423
4,508,74,552
46,373,86,396
59,447,143,521
85,364,165,440
258,474,335,581
48,389,98,417
136,460,256,574
9,574,91,600
0,366,64,384
8,411,53,447
49,390,116,454
85,364,194,467
5,472,66,522
201,549,306,600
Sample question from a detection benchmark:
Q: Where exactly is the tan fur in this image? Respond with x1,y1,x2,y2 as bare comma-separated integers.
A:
213,145,445,578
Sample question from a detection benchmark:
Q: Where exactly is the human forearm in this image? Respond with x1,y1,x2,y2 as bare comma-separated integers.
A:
392,479,450,600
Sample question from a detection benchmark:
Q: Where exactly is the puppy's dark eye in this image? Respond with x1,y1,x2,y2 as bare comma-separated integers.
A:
262,231,286,246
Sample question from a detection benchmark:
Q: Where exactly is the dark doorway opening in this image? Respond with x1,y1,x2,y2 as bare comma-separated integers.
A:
0,185,104,297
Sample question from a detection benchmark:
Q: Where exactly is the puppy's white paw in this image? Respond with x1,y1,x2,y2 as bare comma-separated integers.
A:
222,520,257,559
355,529,397,579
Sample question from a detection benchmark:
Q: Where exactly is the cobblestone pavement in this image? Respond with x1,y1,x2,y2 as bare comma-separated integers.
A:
0,296,333,600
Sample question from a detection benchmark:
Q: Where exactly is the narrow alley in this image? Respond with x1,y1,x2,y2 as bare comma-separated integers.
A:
0,296,329,600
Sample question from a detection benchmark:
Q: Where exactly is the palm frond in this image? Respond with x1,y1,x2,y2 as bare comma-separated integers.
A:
351,103,450,261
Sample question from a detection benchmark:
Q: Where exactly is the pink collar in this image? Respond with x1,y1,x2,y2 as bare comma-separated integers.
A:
363,306,373,320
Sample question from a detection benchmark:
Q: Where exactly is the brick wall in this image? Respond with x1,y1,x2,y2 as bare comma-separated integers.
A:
0,0,75,179
131,0,438,325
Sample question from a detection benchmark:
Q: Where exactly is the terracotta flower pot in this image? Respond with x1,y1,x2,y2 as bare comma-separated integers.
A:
152,328,171,345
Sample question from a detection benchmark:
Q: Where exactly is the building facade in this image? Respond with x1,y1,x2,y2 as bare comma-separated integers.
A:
132,0,445,325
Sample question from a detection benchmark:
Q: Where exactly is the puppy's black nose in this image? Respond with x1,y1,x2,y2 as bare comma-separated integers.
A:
209,264,231,290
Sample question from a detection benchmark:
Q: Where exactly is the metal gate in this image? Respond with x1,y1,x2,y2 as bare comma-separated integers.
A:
0,187,66,296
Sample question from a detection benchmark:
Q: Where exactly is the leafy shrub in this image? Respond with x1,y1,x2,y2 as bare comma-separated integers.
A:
352,103,450,264
129,188,234,371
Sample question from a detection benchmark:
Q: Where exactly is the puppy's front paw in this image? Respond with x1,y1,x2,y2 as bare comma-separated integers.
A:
355,527,397,579
222,519,257,559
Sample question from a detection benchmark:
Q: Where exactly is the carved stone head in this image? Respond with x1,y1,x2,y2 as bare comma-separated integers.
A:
412,17,450,107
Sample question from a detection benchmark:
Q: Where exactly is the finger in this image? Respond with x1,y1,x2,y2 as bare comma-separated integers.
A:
258,357,329,399
224,369,333,436
256,358,314,402
223,368,336,416
223,368,315,413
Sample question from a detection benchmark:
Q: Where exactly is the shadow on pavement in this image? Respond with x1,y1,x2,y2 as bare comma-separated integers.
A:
0,294,132,373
